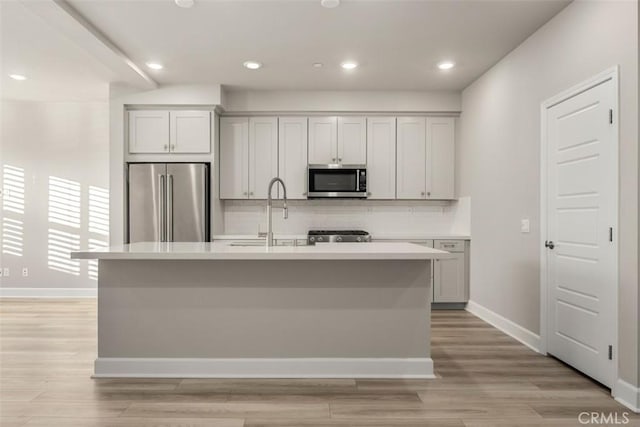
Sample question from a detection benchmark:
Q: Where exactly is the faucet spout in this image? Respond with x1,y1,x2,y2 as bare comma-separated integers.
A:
266,177,288,247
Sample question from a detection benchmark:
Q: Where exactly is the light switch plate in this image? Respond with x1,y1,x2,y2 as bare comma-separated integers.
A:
521,219,530,233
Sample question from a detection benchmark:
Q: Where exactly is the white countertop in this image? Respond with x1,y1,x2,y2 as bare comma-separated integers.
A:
212,234,471,241
71,241,454,261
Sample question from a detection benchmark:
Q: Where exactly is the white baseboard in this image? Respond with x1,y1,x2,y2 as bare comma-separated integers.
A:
93,357,435,379
0,287,97,298
466,300,541,353
613,378,640,413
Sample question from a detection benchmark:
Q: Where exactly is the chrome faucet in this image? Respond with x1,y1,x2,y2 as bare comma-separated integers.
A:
266,177,288,247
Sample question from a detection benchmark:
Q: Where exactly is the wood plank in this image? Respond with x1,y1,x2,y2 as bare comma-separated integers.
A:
0,300,634,426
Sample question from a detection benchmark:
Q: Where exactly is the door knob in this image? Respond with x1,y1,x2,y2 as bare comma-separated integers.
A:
545,240,555,250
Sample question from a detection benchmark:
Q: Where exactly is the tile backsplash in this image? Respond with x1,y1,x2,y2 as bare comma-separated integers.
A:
222,197,470,237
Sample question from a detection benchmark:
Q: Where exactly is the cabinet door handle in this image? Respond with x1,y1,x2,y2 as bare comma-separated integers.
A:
338,158,342,162
171,144,175,151
420,191,425,196
332,158,336,162
427,191,431,197
164,144,168,151
250,192,254,196
243,192,247,196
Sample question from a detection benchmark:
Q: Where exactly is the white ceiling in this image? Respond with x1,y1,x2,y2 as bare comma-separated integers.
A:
67,0,570,91
1,0,571,100
0,1,112,102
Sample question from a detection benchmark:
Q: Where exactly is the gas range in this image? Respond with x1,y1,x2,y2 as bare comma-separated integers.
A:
307,230,371,245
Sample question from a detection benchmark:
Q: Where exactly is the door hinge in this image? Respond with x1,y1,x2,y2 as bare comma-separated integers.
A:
608,345,613,360
609,109,613,124
609,227,613,242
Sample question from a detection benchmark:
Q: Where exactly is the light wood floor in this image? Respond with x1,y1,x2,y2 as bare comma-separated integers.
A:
0,299,637,427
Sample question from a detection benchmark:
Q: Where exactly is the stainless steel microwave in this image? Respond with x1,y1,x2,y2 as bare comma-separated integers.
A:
307,164,367,198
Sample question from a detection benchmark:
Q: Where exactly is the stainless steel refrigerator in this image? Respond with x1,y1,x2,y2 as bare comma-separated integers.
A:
127,163,209,243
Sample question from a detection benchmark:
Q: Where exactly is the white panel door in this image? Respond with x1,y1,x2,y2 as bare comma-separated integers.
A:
170,111,211,153
128,110,169,153
546,78,616,387
396,117,426,199
249,117,278,199
427,117,455,199
220,117,249,199
279,117,308,200
308,116,337,164
366,117,396,199
338,116,366,164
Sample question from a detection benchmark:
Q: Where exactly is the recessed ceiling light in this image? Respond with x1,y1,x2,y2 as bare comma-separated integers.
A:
243,61,262,70
341,61,358,70
175,0,194,8
312,63,324,68
321,0,340,8
437,61,455,70
9,74,27,81
146,62,164,70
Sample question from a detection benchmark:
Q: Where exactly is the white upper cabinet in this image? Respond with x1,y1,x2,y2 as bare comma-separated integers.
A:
396,117,426,199
248,117,278,199
220,117,249,199
337,117,366,164
129,110,211,154
308,116,366,165
366,117,396,199
308,117,337,164
170,111,211,153
128,110,170,153
279,117,308,200
427,117,455,199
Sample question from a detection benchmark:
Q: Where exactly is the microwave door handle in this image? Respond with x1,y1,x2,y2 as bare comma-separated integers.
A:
356,171,360,191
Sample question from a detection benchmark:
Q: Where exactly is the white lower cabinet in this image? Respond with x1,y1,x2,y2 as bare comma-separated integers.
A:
373,238,469,305
433,253,466,303
433,240,468,303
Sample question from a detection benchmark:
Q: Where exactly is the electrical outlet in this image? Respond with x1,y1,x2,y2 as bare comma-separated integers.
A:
22,268,28,277
521,219,530,233
3,268,9,277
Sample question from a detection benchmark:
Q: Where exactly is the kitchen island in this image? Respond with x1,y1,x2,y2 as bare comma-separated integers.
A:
72,242,453,378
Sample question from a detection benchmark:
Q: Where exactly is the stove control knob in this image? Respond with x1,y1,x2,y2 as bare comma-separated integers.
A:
356,236,362,242
317,236,324,242
336,236,343,242
309,236,315,243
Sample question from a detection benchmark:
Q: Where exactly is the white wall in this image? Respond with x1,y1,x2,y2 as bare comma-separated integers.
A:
222,198,470,238
222,90,461,113
0,100,109,290
458,1,638,387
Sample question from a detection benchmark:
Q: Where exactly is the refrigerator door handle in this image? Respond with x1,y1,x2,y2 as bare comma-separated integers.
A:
158,174,165,242
168,174,174,242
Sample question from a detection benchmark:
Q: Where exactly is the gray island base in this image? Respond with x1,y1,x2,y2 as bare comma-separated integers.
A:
72,242,453,378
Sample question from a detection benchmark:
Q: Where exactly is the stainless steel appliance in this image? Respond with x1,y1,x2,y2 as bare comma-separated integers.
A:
307,230,371,245
307,164,367,198
127,163,209,243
